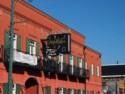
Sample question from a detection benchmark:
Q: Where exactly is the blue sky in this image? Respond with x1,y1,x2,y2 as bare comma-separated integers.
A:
25,0,125,65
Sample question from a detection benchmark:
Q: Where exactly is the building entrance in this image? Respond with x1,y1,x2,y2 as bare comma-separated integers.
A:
25,78,38,94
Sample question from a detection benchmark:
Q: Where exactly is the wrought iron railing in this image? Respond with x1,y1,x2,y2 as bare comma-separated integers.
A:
68,65,77,77
56,61,67,75
43,59,56,72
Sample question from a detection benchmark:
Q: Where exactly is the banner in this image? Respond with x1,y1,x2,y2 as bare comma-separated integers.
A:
13,50,37,66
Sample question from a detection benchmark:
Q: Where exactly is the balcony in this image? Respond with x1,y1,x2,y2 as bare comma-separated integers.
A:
0,45,4,61
77,68,90,79
56,61,67,75
68,65,77,77
43,59,56,72
4,49,41,69
77,67,84,78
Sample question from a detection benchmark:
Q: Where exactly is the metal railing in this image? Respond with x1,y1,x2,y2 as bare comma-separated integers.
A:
56,61,67,75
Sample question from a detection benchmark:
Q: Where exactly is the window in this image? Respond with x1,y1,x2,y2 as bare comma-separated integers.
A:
57,54,67,72
69,55,73,66
29,40,36,55
3,83,21,94
69,55,74,74
58,88,63,94
91,64,94,75
57,88,66,94
78,57,83,68
85,61,88,69
68,89,75,94
46,86,51,94
13,34,17,49
58,54,64,72
4,30,21,50
68,55,76,75
59,54,64,62
97,66,100,77
78,89,83,94
26,38,39,56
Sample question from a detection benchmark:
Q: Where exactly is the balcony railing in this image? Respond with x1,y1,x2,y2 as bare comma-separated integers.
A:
77,67,84,78
4,49,41,69
43,59,56,72
68,65,77,77
0,45,4,61
56,61,67,75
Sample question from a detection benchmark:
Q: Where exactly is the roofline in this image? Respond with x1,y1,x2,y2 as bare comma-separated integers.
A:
85,46,101,57
102,64,125,66
102,75,125,78
22,1,86,39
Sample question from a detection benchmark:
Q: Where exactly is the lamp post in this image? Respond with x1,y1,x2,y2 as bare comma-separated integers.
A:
8,0,15,93
8,0,26,94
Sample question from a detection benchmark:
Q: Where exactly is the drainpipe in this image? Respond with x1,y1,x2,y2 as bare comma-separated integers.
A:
84,46,87,94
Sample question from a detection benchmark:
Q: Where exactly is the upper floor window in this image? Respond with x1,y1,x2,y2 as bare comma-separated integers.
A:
26,38,39,56
13,34,17,49
78,57,83,68
91,64,94,75
97,66,100,77
4,30,21,50
85,61,88,69
29,40,36,55
69,55,74,66
59,54,64,62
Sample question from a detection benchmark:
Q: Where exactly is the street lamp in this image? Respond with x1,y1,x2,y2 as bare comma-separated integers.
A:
8,0,26,94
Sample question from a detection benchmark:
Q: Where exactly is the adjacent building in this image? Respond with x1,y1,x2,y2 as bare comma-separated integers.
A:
102,64,125,94
0,0,102,94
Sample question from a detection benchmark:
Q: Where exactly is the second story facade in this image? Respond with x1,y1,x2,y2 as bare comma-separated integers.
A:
0,0,102,94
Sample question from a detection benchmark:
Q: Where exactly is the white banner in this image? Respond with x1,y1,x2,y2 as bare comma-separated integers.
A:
13,50,37,66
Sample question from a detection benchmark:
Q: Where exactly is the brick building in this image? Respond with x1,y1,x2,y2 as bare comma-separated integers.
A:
0,0,102,94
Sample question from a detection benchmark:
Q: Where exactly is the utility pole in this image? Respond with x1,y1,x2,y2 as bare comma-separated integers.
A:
8,0,15,93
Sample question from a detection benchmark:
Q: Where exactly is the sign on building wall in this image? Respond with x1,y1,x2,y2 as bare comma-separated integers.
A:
47,33,71,54
13,50,37,66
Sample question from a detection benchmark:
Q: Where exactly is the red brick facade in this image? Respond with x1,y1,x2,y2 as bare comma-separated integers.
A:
0,0,102,94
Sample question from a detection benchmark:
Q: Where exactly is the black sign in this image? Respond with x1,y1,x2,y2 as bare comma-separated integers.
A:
47,33,71,54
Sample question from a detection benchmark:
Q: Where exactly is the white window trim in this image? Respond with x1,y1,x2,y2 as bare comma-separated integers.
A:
69,55,74,74
79,90,83,94
59,54,63,62
58,54,64,72
69,89,74,94
58,88,63,94
85,62,88,69
97,66,100,77
91,64,94,75
12,83,16,94
13,34,17,49
78,58,83,68
29,41,36,55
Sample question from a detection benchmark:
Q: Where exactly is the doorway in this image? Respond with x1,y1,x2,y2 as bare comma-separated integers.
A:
25,78,38,94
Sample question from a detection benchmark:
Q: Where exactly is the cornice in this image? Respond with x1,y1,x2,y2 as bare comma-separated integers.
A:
85,46,101,57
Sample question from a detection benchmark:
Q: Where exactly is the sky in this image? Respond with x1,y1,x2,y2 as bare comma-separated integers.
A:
24,0,125,65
